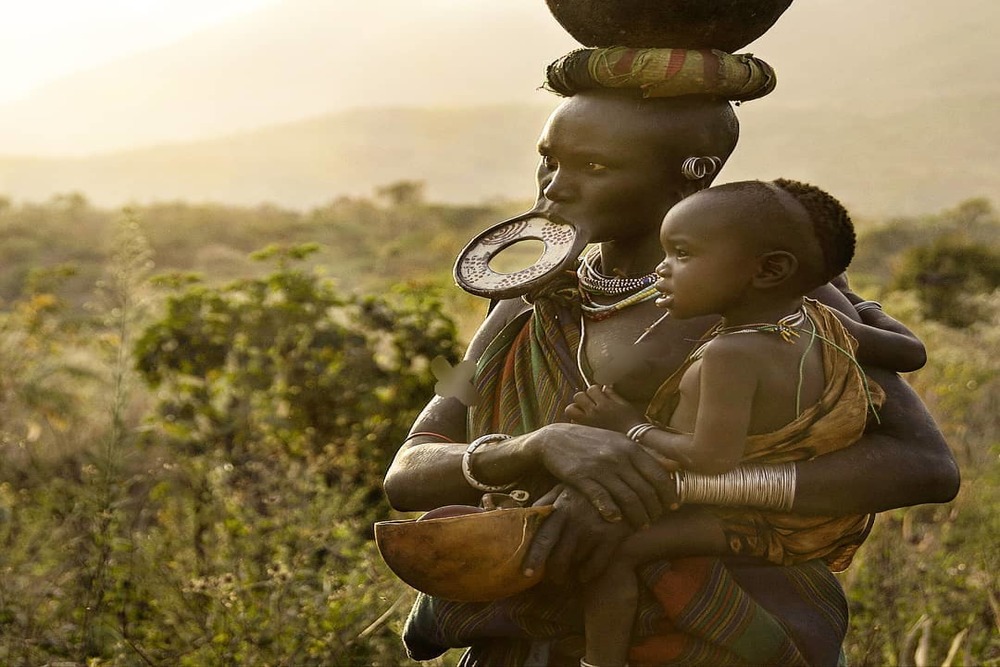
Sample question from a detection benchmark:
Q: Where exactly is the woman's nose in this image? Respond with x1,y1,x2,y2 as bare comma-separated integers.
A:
541,169,574,203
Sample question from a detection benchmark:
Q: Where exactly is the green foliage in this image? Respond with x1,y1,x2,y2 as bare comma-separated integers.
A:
0,187,521,322
833,283,999,666
848,197,999,331
134,243,460,517
0,194,996,665
0,266,100,467
0,208,466,663
852,198,996,273
891,239,1000,327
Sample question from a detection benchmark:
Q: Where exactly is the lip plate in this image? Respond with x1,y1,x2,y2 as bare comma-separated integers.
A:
453,211,589,299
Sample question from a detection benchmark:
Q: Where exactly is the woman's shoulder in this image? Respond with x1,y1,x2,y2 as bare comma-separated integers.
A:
464,297,532,360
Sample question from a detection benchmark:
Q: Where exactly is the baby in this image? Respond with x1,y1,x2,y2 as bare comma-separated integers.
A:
566,179,924,667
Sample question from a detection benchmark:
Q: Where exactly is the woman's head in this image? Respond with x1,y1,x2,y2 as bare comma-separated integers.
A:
534,90,738,244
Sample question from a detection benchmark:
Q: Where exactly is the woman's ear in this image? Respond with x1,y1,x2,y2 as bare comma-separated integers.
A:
754,251,798,288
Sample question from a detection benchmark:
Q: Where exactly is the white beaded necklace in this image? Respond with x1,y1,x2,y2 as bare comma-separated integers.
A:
577,247,658,296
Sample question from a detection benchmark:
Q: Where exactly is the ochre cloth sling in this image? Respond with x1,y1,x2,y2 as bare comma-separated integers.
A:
646,299,885,571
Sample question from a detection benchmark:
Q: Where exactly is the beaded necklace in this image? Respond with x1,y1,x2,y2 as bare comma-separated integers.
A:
577,247,658,295
577,247,659,321
711,307,807,344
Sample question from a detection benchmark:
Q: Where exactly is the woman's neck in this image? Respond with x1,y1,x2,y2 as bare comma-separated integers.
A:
597,236,663,277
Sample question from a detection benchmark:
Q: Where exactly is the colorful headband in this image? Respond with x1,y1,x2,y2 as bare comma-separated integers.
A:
546,47,776,102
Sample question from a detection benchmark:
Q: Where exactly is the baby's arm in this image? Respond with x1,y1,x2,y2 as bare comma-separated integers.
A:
564,384,646,433
568,340,756,475
638,338,755,474
812,279,927,372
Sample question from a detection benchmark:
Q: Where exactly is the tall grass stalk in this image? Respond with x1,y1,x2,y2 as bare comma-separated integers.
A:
82,210,153,656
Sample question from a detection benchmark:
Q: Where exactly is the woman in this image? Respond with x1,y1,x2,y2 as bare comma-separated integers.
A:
384,89,958,666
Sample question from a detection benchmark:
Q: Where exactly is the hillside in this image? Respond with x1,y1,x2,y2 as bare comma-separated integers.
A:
1,91,997,217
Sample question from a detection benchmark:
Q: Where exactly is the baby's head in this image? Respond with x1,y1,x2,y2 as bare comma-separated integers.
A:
656,179,855,318
768,178,856,289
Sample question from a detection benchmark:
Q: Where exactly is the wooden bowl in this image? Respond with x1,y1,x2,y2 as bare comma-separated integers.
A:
545,0,794,51
374,505,554,602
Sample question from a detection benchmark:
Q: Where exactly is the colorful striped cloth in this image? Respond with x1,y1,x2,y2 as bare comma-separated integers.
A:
404,557,848,666
403,280,850,665
468,277,585,439
546,47,777,102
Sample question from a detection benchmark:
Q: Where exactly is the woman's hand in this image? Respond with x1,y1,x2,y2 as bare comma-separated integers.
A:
523,485,637,584
527,422,676,528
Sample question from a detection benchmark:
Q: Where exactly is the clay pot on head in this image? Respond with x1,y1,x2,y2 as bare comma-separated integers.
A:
545,0,794,51
374,505,554,602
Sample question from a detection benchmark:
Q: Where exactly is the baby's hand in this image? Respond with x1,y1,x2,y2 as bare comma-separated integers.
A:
564,385,644,433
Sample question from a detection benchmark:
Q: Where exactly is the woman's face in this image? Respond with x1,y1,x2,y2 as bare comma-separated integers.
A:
533,93,688,245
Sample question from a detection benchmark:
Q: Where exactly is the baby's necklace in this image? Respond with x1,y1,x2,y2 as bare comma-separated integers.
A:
711,307,807,344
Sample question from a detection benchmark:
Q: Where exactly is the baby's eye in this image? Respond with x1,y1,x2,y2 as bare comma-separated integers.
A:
670,246,689,259
541,155,558,170
585,162,607,172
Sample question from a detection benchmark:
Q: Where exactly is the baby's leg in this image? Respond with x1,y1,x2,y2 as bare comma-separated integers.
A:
582,509,728,667
584,560,639,667
618,507,728,563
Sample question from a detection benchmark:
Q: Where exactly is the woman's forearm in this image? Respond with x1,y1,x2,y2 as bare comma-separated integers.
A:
791,369,959,515
382,392,540,511
383,428,538,511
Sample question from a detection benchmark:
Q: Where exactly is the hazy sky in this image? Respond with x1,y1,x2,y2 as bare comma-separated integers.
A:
0,0,279,105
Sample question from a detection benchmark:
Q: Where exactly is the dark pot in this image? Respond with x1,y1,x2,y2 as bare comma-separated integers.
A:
545,0,794,51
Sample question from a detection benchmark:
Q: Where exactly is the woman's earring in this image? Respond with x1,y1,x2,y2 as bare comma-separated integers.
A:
681,156,723,180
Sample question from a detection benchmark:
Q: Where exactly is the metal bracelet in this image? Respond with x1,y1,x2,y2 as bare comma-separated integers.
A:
676,463,797,512
626,422,657,443
855,300,883,314
462,433,514,492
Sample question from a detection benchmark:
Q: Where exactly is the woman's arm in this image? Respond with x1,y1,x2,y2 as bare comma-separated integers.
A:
383,297,535,511
791,366,959,515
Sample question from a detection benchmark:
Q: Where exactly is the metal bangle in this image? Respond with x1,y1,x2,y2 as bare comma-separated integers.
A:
675,463,797,512
462,433,514,492
626,422,657,443
855,300,883,314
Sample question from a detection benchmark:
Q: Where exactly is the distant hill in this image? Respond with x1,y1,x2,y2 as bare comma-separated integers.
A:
1,92,997,217
0,0,995,156
0,104,554,209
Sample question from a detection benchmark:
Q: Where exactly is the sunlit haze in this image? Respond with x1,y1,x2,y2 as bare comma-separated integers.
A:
0,0,994,216
0,0,278,104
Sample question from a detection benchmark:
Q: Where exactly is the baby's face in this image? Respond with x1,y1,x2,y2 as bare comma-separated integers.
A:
654,192,760,319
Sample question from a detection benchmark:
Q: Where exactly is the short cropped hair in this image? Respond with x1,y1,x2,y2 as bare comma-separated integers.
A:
772,178,856,282
565,90,740,179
